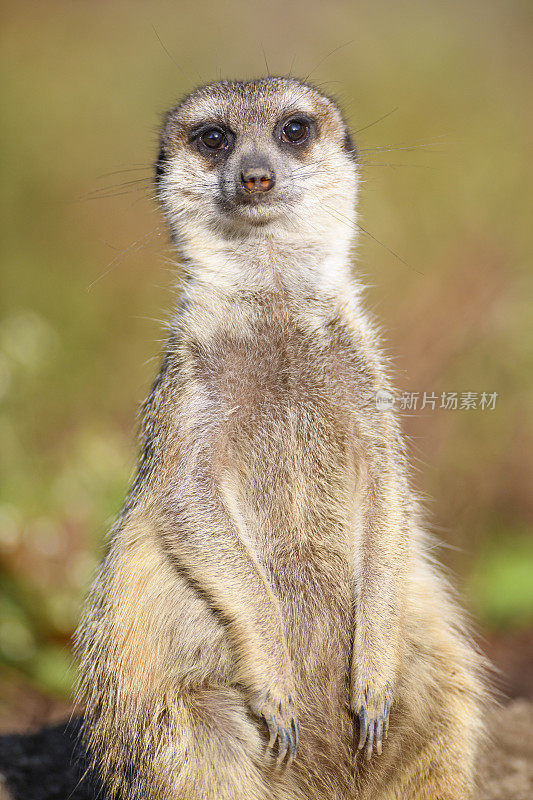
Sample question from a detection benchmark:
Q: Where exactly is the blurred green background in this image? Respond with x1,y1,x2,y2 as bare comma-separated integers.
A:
1,0,532,720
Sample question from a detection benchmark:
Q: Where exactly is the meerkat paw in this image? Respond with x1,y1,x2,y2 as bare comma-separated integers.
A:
351,677,393,760
249,684,299,767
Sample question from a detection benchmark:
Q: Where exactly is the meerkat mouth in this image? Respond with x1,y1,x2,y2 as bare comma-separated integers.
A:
219,194,292,227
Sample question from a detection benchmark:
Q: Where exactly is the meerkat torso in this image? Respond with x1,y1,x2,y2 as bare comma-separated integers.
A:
75,78,486,800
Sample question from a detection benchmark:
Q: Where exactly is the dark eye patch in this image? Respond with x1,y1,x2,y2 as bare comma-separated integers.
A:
282,118,310,144
275,114,316,154
189,124,235,158
201,128,226,149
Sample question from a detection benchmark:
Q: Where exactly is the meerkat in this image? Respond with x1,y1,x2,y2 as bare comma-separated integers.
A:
74,77,487,800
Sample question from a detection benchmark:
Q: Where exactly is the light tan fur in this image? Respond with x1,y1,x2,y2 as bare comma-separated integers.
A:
75,77,487,800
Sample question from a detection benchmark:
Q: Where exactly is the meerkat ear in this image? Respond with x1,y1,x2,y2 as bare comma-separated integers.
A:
155,108,177,185
343,130,357,160
155,145,166,185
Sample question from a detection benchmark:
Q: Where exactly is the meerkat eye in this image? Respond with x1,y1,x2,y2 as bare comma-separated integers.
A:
281,118,310,144
199,127,227,151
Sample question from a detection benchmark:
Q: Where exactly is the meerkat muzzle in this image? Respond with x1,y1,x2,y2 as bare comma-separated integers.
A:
240,166,276,194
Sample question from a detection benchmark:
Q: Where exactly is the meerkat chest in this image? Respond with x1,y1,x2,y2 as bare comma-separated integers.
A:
186,299,360,442
183,298,366,557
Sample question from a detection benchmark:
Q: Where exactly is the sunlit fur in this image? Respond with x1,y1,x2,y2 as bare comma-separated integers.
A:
75,77,488,800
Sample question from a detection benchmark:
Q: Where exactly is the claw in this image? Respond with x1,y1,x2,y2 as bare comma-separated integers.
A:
365,721,375,761
375,715,383,756
358,706,368,750
254,687,299,766
276,728,289,766
264,714,277,751
292,718,300,749
287,718,299,762
383,699,390,740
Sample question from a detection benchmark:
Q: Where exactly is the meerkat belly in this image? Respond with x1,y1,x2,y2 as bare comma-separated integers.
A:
228,395,356,704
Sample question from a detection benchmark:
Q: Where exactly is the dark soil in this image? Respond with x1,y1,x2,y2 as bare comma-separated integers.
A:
479,699,533,800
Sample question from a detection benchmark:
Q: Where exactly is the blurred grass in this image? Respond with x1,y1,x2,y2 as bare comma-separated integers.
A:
0,0,532,699
468,529,533,629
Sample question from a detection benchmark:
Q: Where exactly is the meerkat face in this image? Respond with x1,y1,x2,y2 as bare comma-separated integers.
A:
156,77,358,242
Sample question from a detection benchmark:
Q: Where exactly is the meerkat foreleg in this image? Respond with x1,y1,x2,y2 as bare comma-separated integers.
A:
351,453,408,762
153,470,299,765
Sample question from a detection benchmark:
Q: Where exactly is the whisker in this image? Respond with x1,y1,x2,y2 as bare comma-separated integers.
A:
354,107,399,135
261,42,270,77
82,187,153,201
304,41,355,82
94,166,151,180
87,226,163,291
321,203,423,276
151,25,201,85
288,53,297,78
79,178,153,201
358,135,447,155
356,222,423,275
358,161,437,170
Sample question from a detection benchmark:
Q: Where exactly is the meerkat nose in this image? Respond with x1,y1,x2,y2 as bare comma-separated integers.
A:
240,166,275,194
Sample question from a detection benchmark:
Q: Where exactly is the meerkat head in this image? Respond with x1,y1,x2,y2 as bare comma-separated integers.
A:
156,77,358,262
